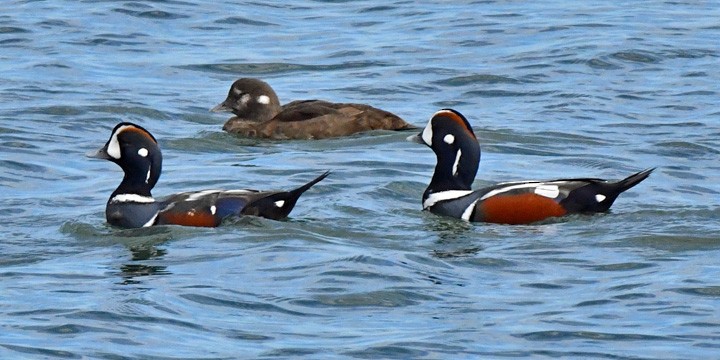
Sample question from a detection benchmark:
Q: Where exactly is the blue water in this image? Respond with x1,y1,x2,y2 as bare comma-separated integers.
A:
1,1,719,358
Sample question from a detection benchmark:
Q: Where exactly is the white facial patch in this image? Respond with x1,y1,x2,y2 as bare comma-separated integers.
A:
240,94,251,105
423,190,474,209
210,205,217,215
452,149,462,177
274,200,285,208
421,122,433,145
534,184,560,199
106,124,133,160
595,194,606,202
138,148,148,157
257,95,270,104
443,134,455,145
232,87,242,95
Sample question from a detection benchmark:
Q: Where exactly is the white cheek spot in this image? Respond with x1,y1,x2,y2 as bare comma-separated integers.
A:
240,94,251,105
138,148,148,157
534,185,560,199
595,194,606,202
232,87,242,95
452,149,462,177
257,95,270,104
443,134,455,145
274,200,285,208
210,205,217,215
421,123,433,145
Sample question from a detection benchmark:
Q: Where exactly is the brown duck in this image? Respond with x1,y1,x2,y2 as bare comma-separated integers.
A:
211,78,416,139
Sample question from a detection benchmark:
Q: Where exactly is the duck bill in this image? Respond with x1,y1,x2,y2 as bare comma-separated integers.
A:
210,101,231,113
407,132,425,144
86,146,111,160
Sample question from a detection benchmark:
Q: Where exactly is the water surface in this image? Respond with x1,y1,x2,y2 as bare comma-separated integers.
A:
1,1,719,359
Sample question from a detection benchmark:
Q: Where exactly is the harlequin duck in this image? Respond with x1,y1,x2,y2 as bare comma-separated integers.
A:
210,78,416,139
409,109,654,224
87,122,329,228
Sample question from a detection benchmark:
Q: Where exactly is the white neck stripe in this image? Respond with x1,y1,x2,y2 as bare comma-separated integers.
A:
452,149,462,177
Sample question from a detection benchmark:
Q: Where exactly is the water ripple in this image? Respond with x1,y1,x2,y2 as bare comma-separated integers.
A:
182,293,315,316
112,8,189,20
518,330,675,342
214,16,277,26
294,289,440,308
178,60,393,75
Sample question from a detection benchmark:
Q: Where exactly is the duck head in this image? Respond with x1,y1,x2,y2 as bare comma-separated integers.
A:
409,109,480,194
87,122,162,197
210,78,282,122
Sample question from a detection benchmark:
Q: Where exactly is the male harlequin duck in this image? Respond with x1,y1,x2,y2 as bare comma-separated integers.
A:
210,78,416,139
87,122,329,228
409,109,654,224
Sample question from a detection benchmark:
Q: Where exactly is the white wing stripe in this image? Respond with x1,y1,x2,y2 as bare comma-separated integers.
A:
534,184,560,198
479,182,563,201
185,190,221,201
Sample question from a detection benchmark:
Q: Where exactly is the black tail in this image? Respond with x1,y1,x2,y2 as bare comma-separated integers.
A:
244,171,330,220
616,168,654,193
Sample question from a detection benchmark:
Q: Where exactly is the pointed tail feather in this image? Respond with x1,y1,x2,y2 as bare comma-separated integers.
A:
616,168,654,193
243,171,330,220
289,170,331,198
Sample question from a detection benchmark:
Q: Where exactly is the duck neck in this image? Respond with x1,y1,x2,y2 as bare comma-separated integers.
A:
425,144,479,196
109,158,160,201
111,174,153,200
243,102,280,122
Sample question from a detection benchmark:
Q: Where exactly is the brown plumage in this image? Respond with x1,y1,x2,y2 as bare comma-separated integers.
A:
211,78,416,139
